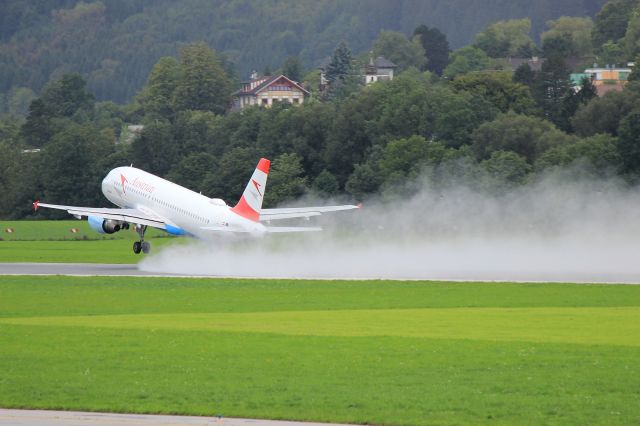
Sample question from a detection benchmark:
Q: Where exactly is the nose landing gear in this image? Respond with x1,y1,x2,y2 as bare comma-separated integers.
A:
132,224,150,254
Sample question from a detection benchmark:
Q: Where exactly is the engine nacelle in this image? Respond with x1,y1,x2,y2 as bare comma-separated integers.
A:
88,216,125,234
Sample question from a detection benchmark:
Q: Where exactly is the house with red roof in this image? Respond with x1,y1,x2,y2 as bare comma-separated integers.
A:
232,73,310,110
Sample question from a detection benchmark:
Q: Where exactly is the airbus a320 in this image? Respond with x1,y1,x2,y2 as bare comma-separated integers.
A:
34,158,359,254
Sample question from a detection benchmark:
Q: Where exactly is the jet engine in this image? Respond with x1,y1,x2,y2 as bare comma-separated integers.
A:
88,216,127,234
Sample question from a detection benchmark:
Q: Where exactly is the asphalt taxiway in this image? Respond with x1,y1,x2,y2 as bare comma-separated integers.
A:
0,409,356,426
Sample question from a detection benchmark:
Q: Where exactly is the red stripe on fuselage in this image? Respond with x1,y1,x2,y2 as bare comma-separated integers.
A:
230,196,260,222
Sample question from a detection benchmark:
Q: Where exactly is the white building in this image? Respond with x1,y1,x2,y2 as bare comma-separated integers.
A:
232,74,310,110
364,56,397,84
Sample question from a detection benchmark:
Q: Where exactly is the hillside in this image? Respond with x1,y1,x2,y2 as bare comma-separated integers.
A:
0,0,606,103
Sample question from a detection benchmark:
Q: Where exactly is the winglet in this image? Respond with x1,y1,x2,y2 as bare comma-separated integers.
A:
33,200,39,211
230,158,270,222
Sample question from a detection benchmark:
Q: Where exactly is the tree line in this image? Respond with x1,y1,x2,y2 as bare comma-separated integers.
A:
1,0,640,219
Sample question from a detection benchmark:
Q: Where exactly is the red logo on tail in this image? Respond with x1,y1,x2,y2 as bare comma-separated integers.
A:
252,179,262,196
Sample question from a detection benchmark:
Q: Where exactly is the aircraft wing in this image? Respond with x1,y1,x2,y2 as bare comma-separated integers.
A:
260,204,360,221
34,202,168,229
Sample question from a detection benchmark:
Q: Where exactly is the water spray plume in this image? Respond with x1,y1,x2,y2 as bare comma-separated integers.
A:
140,172,640,283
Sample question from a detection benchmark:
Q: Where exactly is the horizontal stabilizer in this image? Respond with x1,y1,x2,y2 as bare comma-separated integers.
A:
260,204,359,221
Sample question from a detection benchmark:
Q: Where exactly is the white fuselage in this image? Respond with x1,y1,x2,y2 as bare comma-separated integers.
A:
101,167,266,238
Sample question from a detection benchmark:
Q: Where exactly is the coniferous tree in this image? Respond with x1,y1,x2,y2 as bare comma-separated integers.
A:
413,25,450,75
534,56,572,127
324,42,361,100
282,56,302,82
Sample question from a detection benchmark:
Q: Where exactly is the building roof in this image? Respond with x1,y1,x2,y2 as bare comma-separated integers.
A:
233,74,310,96
506,57,546,72
372,56,397,69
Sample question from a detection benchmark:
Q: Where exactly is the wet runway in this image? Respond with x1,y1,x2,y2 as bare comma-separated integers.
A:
0,409,355,426
0,262,162,277
0,262,639,283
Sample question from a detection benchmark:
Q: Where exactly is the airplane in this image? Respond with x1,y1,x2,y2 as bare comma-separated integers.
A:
33,158,359,254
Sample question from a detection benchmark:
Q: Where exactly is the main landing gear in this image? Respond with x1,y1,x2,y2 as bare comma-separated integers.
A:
132,224,150,254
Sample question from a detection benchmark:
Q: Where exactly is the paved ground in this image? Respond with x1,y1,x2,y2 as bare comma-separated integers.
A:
0,262,639,283
0,263,168,277
0,409,357,426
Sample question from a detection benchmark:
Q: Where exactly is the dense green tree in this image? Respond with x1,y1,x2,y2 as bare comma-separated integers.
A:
542,17,594,57
450,71,537,116
378,136,448,182
533,56,572,127
172,110,219,154
536,133,621,174
40,123,113,211
473,19,537,57
20,99,54,148
312,169,340,197
324,41,362,100
345,162,383,200
41,73,95,118
372,30,425,71
173,42,232,115
325,42,353,84
599,40,626,65
482,150,531,189
443,47,491,79
513,63,535,86
130,121,177,177
263,153,308,206
201,147,259,202
21,73,96,147
542,34,578,58
572,81,640,135
472,112,573,163
282,56,303,82
166,152,218,192
3,87,36,118
0,142,39,219
592,0,638,48
629,55,640,80
617,108,640,174
140,57,180,120
623,7,640,59
413,25,450,75
558,76,597,132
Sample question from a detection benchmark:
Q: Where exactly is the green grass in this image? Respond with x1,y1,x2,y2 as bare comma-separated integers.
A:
1,276,639,425
0,220,171,241
0,239,179,263
0,220,181,263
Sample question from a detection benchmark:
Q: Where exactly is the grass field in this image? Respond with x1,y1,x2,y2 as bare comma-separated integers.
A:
1,276,639,425
0,220,178,263
0,220,173,241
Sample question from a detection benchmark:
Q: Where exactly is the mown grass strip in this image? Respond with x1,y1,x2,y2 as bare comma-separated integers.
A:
3,306,639,346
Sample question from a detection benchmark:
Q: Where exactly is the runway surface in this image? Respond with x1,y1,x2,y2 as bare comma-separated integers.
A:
0,262,639,283
0,409,355,426
0,262,164,277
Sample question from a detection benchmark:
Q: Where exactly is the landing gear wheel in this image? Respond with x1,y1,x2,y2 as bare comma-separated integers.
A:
133,241,142,254
141,241,151,254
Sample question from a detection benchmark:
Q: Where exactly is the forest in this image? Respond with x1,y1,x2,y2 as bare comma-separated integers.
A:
0,0,606,103
1,0,640,219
